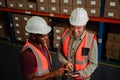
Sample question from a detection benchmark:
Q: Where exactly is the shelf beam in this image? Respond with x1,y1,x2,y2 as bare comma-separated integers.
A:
0,8,120,24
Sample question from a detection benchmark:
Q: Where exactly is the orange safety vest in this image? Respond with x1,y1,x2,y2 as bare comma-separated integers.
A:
61,28,96,80
21,40,52,77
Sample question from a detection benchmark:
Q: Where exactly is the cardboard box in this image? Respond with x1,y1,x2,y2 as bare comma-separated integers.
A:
6,1,16,9
26,2,37,11
53,40,60,48
49,5,59,14
13,0,27,2
107,33,120,43
60,0,72,6
53,26,65,35
54,34,61,41
13,21,23,30
104,8,120,19
106,41,120,51
0,0,6,7
16,2,27,10
21,15,31,22
105,0,120,9
106,49,120,60
53,26,66,41
14,30,24,41
22,29,29,42
38,4,49,13
86,0,101,8
36,0,49,4
86,8,100,17
60,6,72,15
0,22,10,38
73,0,86,7
12,14,21,22
49,0,59,5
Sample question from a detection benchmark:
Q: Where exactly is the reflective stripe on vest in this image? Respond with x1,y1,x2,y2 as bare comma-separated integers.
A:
62,28,95,79
61,28,71,58
21,40,50,76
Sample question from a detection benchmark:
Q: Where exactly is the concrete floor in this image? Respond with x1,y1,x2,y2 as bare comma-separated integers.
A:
0,40,120,80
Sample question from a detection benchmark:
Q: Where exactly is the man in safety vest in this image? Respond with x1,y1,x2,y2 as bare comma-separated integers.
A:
19,16,66,80
58,7,98,80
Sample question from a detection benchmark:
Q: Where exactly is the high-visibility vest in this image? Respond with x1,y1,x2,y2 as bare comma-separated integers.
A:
61,28,96,80
21,40,52,76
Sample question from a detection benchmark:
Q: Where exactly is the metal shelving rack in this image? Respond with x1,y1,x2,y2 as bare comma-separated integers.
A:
0,7,120,61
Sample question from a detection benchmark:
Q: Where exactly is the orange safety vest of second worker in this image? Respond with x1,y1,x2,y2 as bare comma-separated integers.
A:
61,28,96,80
21,40,52,77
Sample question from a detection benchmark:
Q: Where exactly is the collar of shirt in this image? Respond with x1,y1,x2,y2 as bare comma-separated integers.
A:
70,30,86,41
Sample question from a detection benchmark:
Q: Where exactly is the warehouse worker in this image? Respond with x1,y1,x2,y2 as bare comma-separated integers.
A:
19,16,66,80
58,7,98,80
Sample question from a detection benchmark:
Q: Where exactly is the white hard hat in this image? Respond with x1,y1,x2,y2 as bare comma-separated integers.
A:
25,16,51,34
69,7,89,26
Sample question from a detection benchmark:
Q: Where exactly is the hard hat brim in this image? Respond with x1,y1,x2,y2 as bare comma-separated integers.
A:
25,25,52,35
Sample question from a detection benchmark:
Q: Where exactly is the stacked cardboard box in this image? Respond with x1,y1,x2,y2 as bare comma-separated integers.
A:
37,0,60,14
12,14,27,41
106,33,120,60
5,0,102,17
86,0,101,17
49,0,60,14
12,14,50,43
60,0,72,15
104,0,120,19
53,23,69,48
6,0,37,11
37,0,49,13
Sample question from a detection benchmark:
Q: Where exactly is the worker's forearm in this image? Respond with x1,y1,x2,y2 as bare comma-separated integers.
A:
58,52,68,65
33,72,55,80
78,62,98,78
